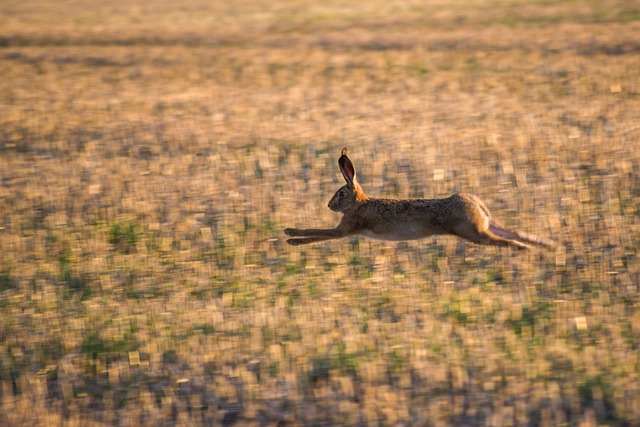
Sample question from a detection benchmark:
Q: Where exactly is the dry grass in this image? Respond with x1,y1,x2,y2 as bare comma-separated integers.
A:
1,0,639,425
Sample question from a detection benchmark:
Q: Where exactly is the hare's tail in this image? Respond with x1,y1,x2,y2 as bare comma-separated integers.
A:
489,223,556,250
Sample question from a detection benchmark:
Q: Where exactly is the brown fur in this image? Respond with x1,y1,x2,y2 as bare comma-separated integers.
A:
285,148,555,250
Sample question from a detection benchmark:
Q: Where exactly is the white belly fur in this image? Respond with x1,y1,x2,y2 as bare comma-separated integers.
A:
359,225,428,241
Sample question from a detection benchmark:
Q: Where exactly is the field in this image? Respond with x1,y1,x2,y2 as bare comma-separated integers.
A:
1,0,639,425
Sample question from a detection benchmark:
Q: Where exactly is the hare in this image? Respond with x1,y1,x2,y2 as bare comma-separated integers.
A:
284,148,555,250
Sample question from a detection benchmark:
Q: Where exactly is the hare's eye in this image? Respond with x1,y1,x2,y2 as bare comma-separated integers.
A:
338,190,346,198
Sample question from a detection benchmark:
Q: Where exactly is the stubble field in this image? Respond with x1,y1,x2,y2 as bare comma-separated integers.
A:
1,0,639,425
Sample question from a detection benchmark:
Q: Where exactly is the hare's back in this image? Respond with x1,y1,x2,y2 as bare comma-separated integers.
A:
355,197,462,240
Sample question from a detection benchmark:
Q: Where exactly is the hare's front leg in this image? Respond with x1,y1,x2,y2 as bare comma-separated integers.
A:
283,227,340,237
284,227,345,245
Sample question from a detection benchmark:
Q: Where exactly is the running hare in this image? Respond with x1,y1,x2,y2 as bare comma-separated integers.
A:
284,148,555,250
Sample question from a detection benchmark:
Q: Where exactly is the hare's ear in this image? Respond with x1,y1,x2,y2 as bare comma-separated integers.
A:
339,148,357,186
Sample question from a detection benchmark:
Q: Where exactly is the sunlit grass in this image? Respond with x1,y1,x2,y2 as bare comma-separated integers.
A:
0,0,639,425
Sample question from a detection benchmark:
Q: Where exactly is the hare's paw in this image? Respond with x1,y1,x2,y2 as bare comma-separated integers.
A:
284,228,301,237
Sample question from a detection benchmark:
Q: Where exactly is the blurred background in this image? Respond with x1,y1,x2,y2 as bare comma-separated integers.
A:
1,0,639,425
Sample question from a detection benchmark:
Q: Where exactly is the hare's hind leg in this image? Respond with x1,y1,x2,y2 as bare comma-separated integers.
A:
486,231,530,250
490,223,556,249
452,222,529,250
450,195,530,250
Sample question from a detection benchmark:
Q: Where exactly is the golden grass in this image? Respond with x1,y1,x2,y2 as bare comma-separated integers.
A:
1,0,639,425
